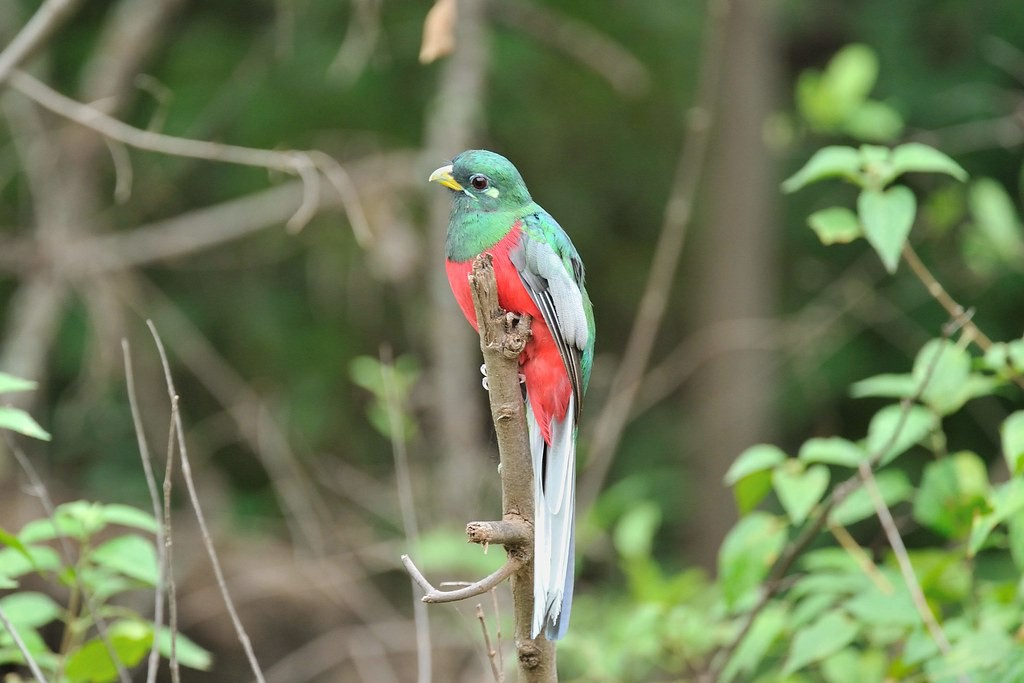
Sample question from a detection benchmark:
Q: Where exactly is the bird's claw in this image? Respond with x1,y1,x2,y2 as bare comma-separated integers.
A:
478,363,525,389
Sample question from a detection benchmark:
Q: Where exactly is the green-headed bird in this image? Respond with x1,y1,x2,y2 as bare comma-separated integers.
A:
429,150,595,640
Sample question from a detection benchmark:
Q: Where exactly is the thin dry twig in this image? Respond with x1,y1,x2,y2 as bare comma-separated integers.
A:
485,0,650,97
379,346,432,683
163,395,181,683
8,69,370,239
858,462,964,681
490,587,504,674
0,0,84,86
902,244,1024,390
0,604,50,683
122,340,167,683
581,0,733,509
146,320,268,683
476,603,504,683
402,554,523,604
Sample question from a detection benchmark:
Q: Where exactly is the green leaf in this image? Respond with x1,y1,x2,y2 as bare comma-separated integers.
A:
0,591,62,629
799,437,866,467
726,445,787,516
20,501,105,543
65,621,153,683
773,461,830,525
783,611,859,676
721,603,788,683
0,406,51,441
1008,514,1024,571
888,143,968,183
0,373,38,394
718,512,787,610
613,502,661,561
91,535,159,586
0,545,61,579
807,207,863,244
912,339,972,415
830,470,912,526
969,478,1024,556
725,444,787,485
857,186,916,274
733,469,774,516
823,44,878,112
100,505,159,534
1000,411,1024,475
913,451,989,538
782,146,861,193
865,403,934,465
0,528,33,564
968,178,1024,263
156,628,213,671
849,373,916,399
821,648,887,683
842,100,903,142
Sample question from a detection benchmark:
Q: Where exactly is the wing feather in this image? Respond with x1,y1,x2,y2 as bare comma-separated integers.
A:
510,213,589,419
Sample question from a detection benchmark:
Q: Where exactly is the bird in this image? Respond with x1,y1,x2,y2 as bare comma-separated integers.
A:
429,149,595,640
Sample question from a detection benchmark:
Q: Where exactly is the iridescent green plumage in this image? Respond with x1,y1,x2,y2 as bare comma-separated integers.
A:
430,150,594,639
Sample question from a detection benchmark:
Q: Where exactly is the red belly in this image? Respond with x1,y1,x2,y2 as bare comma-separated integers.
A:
446,227,571,444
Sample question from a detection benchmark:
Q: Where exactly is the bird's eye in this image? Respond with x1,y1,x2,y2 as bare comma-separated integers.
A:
470,175,489,190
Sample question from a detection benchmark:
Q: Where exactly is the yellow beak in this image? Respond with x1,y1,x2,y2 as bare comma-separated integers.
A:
428,164,464,192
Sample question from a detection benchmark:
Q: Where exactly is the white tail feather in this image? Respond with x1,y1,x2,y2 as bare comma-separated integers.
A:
527,396,576,640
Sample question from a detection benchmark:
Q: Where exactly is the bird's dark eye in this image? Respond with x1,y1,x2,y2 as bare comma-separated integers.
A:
470,175,489,190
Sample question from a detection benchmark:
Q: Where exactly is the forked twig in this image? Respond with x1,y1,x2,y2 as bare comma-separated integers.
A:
8,70,370,240
402,554,523,604
146,320,267,683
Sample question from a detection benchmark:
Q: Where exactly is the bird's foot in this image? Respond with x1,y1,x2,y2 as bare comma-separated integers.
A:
479,363,526,389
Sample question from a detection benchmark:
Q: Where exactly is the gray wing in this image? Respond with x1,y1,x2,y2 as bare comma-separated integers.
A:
510,214,590,419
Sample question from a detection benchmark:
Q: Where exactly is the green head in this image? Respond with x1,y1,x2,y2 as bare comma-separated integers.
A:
429,150,534,213
429,150,538,261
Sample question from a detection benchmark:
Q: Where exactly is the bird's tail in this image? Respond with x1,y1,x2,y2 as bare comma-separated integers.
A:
527,396,576,640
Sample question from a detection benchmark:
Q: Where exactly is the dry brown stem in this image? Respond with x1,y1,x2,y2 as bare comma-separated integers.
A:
402,255,557,681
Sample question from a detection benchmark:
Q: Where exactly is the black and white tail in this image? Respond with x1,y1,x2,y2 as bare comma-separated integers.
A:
526,395,576,640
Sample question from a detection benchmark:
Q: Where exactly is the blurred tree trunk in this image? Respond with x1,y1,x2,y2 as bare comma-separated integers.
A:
422,0,494,518
685,0,779,570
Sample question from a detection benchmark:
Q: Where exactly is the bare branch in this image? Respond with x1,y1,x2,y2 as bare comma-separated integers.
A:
402,553,523,604
485,0,650,97
122,340,167,683
8,70,370,239
581,0,733,509
467,520,532,546
858,462,962,679
902,244,1024,390
476,602,504,683
146,320,268,683
379,346,432,683
0,0,83,87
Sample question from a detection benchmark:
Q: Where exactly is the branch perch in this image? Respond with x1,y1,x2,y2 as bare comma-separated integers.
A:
402,255,558,681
